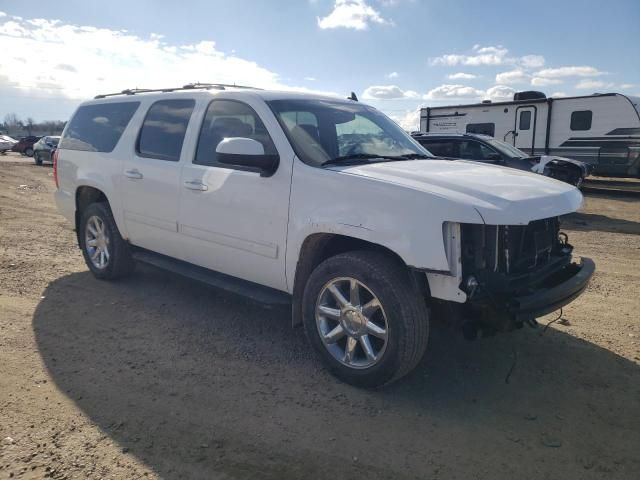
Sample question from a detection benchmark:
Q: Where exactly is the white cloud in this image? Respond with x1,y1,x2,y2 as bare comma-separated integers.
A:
619,83,636,89
447,72,476,80
575,79,611,90
304,76,317,81
423,84,484,100
431,45,545,69
387,71,399,78
485,85,516,101
535,66,605,78
531,77,562,86
422,83,516,103
362,84,418,99
495,70,529,85
0,15,339,102
519,55,545,68
550,92,567,98
389,108,421,131
431,45,508,66
0,11,7,17
317,0,390,30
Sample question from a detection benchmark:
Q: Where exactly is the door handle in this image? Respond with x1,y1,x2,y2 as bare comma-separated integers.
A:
125,169,143,180
184,180,208,191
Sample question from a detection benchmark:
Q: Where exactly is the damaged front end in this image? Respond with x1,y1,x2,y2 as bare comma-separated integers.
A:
448,218,594,338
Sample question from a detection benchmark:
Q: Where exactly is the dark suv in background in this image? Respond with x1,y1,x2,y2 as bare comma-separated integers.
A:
412,132,589,187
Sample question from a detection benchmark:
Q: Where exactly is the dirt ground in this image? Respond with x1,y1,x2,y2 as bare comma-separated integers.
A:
1,154,639,479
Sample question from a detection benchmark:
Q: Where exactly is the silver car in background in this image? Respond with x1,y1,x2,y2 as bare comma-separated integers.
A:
33,136,60,165
0,135,17,154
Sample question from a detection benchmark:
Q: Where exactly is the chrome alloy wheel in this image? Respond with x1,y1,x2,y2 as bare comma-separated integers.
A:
85,215,110,269
315,277,389,369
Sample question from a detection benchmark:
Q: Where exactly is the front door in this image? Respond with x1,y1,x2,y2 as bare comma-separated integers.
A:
120,98,196,259
178,98,292,291
514,106,536,154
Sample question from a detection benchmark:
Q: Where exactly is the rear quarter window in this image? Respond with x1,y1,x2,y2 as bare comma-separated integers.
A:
60,102,140,152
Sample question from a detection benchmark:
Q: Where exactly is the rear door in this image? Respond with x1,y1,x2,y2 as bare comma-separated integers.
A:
120,98,196,259
514,106,536,154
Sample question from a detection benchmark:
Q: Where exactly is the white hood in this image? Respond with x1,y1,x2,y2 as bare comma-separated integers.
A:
332,159,583,225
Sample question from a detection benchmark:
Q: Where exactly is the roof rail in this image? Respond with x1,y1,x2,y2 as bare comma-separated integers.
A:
94,83,261,99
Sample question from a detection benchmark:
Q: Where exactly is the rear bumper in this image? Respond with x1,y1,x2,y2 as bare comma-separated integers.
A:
508,257,595,320
54,188,75,226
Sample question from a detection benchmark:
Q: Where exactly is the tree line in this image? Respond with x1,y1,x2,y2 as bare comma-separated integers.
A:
2,113,66,137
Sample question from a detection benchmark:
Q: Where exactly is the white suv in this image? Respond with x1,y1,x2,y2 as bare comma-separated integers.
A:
54,84,595,387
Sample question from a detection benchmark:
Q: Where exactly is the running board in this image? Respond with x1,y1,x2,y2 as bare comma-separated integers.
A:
131,248,291,305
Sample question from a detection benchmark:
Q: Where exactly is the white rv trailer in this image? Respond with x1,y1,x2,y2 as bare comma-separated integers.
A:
420,92,640,177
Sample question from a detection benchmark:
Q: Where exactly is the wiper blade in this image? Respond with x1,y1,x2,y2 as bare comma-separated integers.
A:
321,154,391,166
322,153,429,166
394,153,431,159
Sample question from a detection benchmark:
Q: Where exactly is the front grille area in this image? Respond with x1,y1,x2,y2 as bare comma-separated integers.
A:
503,218,561,274
461,218,572,295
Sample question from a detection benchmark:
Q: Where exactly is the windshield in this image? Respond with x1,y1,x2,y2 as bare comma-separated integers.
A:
267,99,432,167
485,138,528,159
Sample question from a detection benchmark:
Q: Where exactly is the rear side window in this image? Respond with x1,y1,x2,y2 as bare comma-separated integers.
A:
195,100,277,167
519,110,531,130
570,110,592,131
60,102,140,152
466,123,495,136
137,99,195,161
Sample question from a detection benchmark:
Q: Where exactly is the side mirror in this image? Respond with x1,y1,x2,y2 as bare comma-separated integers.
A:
215,137,279,177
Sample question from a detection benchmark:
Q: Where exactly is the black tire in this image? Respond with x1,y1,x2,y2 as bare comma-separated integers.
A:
302,250,429,388
25,147,34,157
34,152,42,165
79,202,135,280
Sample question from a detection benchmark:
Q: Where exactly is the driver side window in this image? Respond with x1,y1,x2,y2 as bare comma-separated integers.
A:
194,100,277,167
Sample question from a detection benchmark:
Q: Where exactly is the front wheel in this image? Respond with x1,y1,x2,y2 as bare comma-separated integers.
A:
79,202,135,280
302,251,429,388
34,152,42,165
25,147,34,157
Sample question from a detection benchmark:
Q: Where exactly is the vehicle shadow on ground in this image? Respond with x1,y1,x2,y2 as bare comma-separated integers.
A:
33,267,640,479
562,212,640,235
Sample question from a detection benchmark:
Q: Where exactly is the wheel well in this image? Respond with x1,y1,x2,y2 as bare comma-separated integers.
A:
74,186,108,244
291,233,428,326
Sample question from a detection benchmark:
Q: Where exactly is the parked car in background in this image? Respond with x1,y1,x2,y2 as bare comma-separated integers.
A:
412,132,589,187
33,136,60,165
54,85,594,387
11,135,41,157
420,91,640,178
0,135,17,154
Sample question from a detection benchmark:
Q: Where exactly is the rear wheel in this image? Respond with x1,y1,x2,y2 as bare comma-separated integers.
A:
79,202,135,280
302,250,429,387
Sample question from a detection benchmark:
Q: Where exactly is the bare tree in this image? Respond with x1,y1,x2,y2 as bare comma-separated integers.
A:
3,113,21,135
26,117,34,136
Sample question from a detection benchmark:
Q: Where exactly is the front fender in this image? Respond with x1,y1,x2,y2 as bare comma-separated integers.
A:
286,160,485,291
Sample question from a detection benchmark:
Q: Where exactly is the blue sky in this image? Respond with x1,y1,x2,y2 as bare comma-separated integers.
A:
1,0,638,128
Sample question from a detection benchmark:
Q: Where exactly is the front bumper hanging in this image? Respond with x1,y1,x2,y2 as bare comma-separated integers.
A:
508,257,595,321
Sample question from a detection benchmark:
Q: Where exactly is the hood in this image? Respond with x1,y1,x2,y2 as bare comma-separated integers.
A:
331,159,583,225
